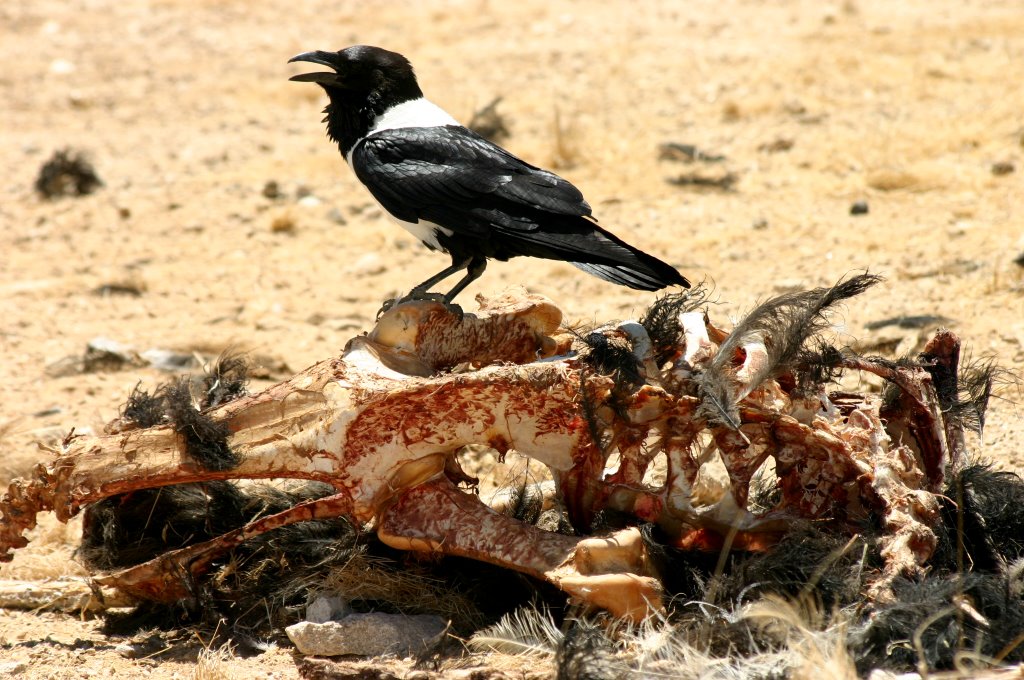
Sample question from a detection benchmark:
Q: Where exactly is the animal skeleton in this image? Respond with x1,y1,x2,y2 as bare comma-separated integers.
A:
1,279,968,620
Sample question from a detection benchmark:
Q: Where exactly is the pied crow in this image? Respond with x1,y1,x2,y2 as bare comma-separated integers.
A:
288,45,689,305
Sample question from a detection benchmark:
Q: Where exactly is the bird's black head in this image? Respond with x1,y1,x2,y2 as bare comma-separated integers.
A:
289,45,424,155
288,45,422,114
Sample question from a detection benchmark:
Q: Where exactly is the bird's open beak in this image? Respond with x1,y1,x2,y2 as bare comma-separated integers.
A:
288,50,342,84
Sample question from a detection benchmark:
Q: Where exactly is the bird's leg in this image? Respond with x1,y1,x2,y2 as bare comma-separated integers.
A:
440,255,487,303
378,256,483,317
409,255,476,299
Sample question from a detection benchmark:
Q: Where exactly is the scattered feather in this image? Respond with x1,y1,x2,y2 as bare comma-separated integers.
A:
161,377,238,471
556,622,626,679
947,354,1017,436
639,283,712,366
697,273,882,428
468,607,563,656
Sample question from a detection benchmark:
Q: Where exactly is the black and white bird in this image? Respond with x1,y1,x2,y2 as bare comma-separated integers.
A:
288,45,689,305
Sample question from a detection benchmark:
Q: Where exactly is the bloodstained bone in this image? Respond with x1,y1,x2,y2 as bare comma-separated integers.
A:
0,283,967,618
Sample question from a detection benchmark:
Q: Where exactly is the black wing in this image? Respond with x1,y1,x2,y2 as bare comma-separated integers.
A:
351,126,688,290
351,125,590,226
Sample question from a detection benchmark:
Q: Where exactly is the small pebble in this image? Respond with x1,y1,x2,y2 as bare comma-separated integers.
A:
752,217,768,230
327,207,347,225
262,180,282,199
271,213,296,233
991,161,1015,176
850,200,869,215
49,58,75,75
0,661,27,675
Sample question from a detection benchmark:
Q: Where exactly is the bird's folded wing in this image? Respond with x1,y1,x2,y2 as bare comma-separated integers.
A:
351,126,593,232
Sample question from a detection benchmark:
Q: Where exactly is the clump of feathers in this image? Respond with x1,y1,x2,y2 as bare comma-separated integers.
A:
85,478,553,636
932,463,1024,571
571,328,645,466
713,525,875,612
82,480,354,631
792,339,847,394
119,351,250,470
203,351,250,408
578,330,643,395
849,572,1024,674
936,353,1014,437
696,273,882,428
79,481,261,571
160,378,238,471
35,148,103,199
639,283,712,366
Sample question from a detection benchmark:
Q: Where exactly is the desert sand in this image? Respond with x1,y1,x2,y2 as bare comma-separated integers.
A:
1,0,1021,677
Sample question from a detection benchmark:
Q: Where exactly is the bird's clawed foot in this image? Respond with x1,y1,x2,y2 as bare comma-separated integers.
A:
376,290,464,320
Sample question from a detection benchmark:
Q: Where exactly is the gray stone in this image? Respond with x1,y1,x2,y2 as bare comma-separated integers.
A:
286,613,447,657
305,594,351,623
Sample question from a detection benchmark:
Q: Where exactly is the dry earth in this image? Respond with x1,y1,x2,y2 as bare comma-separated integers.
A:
1,0,1022,677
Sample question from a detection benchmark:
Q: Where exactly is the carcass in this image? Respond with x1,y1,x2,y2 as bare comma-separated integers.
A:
0,275,978,621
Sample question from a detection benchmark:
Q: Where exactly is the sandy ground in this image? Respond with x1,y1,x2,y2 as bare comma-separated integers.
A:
1,0,1022,677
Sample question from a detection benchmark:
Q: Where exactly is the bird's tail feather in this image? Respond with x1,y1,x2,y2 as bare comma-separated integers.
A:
571,223,689,291
570,261,681,291
491,215,689,291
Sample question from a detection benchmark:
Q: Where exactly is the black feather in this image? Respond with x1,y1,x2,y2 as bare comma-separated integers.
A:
556,622,626,680
160,378,239,471
639,284,712,365
948,355,1015,436
203,350,250,408
114,355,248,468
851,573,1024,673
793,340,847,393
121,383,166,429
79,481,258,570
932,463,1024,570
579,331,643,393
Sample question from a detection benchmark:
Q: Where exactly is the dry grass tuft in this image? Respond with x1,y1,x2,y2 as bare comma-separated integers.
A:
192,642,239,680
549,106,581,170
320,549,485,630
0,515,86,581
742,597,857,680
